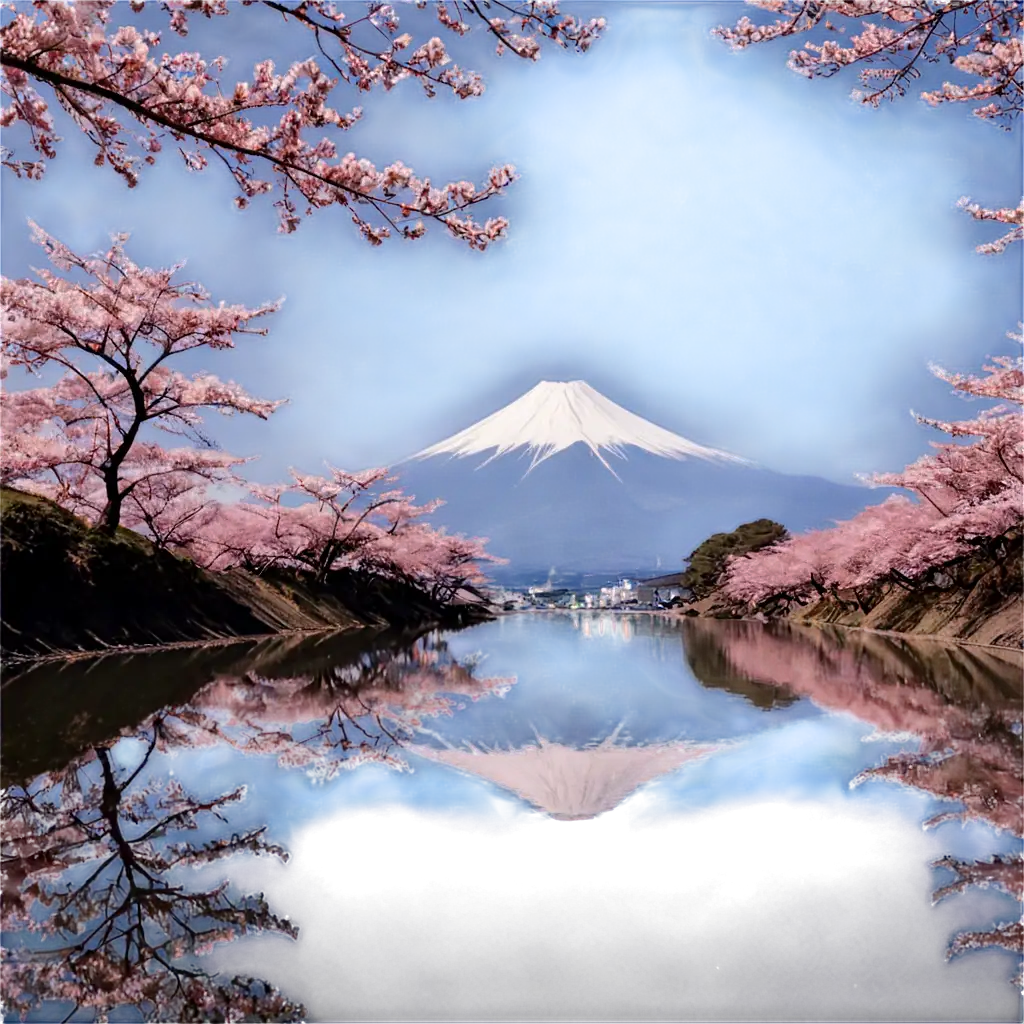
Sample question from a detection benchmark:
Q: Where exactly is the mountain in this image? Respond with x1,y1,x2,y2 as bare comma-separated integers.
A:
395,380,879,583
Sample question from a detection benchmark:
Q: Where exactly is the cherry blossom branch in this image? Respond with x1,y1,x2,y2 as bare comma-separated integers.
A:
713,2,1022,255
1,0,604,243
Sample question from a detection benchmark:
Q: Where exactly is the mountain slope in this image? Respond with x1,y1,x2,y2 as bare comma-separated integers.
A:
396,381,881,581
415,379,741,475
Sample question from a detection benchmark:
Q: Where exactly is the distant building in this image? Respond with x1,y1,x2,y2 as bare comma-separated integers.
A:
598,578,639,608
636,571,691,606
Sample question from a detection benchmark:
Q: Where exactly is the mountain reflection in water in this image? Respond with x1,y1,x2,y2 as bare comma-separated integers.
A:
1,616,1021,1021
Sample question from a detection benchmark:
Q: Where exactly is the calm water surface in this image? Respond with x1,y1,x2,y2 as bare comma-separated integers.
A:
3,613,1022,1022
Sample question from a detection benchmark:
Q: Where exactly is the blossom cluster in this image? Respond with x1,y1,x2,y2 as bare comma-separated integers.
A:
1,226,503,603
723,352,1023,609
1,0,604,243
713,1,1022,256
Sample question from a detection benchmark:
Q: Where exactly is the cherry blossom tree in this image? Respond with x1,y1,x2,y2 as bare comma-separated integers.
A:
0,382,249,535
863,350,1022,575
0,0,605,246
358,518,504,602
175,465,504,606
118,470,225,551
723,351,1023,609
177,468,402,571
712,6,1023,605
1,224,281,532
721,525,842,611
244,466,436,584
165,497,278,572
714,1,1023,253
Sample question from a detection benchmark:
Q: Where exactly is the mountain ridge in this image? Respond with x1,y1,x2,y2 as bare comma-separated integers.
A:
412,379,743,477
392,380,881,581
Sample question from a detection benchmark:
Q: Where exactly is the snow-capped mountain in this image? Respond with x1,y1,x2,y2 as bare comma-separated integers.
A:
415,379,745,477
396,380,878,582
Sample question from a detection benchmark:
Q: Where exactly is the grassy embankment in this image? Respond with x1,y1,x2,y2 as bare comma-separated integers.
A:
0,487,488,661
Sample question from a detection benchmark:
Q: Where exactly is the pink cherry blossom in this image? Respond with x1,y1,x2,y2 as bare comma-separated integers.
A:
0,0,605,243
714,2,1022,254
179,464,505,602
2,225,280,531
724,351,1022,607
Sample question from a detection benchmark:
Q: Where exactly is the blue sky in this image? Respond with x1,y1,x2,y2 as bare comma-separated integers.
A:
2,1,1020,485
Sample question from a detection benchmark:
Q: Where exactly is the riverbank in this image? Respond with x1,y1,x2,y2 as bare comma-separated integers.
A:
673,536,1022,650
0,488,490,662
785,581,1022,649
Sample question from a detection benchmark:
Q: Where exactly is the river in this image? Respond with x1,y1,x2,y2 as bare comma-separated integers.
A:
2,613,1021,1021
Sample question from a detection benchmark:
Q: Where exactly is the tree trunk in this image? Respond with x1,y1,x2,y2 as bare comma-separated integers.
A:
888,568,918,592
98,470,122,534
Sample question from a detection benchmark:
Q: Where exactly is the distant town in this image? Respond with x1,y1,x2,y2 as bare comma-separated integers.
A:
492,571,691,612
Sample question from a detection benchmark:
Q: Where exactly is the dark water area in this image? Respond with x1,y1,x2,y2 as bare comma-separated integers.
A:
2,614,1021,1021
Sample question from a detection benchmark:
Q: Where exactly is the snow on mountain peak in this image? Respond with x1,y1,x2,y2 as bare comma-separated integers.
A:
412,380,744,476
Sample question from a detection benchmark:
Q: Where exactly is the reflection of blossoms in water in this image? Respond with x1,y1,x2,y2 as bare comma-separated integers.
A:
1,635,512,1021
179,637,516,782
682,619,1023,981
933,854,1024,972
854,749,1022,835
1,742,304,1023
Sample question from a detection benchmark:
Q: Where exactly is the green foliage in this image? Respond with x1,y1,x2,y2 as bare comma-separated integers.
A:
681,519,789,598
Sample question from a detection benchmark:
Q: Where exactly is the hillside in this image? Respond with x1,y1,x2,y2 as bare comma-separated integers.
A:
0,488,488,660
682,526,1023,649
786,537,1023,648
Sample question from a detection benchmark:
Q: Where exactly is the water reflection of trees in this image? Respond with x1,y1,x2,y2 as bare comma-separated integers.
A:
175,636,514,781
1,634,512,1021
682,619,1023,978
2,739,303,1022
681,621,799,709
